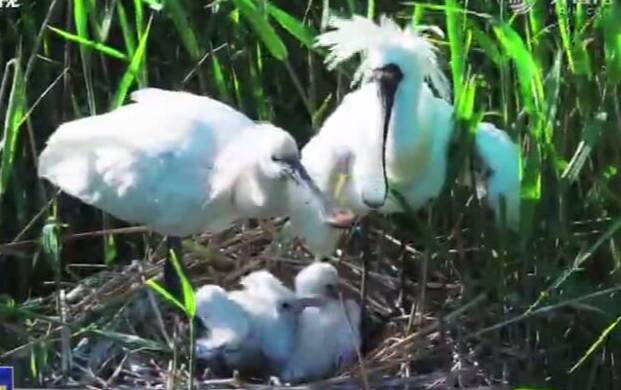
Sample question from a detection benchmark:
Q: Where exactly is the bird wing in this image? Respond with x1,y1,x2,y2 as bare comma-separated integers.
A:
279,307,329,383
474,122,521,229
195,285,251,351
327,299,361,370
38,89,256,235
280,300,361,383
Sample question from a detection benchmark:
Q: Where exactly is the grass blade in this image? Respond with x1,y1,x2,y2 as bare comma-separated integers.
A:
210,51,232,103
470,22,504,67
165,0,201,61
493,22,544,137
146,279,186,312
73,0,96,114
0,55,26,197
561,112,607,183
601,2,621,85
232,0,287,61
116,2,136,57
412,3,425,25
111,19,152,109
267,3,317,50
168,249,196,318
569,314,621,373
554,0,575,73
48,26,128,61
367,0,375,19
40,217,62,278
445,0,467,101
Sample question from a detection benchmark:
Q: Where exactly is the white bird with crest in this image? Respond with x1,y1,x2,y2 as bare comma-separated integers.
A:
38,88,354,294
298,15,521,255
280,262,361,382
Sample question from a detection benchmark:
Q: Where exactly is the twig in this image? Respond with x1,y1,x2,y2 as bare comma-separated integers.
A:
0,226,150,253
469,286,621,339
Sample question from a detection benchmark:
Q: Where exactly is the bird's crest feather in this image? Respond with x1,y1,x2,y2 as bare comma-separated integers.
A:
315,15,450,101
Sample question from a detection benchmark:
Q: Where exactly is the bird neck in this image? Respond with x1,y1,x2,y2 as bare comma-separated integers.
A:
385,74,433,183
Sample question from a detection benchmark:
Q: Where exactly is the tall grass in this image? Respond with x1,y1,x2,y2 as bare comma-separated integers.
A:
0,1,620,388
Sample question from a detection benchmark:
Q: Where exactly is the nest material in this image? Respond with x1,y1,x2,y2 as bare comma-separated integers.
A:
4,218,510,389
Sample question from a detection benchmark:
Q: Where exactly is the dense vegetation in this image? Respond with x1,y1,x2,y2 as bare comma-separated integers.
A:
1,0,620,388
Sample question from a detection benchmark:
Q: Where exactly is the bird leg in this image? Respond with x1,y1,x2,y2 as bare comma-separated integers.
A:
358,219,370,352
397,238,408,314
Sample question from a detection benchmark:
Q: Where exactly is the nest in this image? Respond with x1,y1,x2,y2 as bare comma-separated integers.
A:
5,217,512,389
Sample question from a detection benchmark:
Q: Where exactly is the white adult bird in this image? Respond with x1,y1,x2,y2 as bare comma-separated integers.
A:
38,88,353,296
280,262,361,383
195,271,322,376
297,15,521,255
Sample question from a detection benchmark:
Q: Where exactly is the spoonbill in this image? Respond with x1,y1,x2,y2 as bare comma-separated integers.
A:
38,88,354,298
296,15,520,256
194,270,321,376
280,262,361,382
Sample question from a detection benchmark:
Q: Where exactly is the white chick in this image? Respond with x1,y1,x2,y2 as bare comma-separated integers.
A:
194,285,261,374
228,270,322,375
280,262,361,382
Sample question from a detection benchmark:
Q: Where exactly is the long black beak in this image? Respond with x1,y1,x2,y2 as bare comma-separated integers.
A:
284,159,355,228
363,63,403,209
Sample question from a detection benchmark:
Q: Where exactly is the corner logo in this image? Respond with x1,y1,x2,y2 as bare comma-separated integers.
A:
0,0,21,8
509,0,613,15
508,0,536,14
0,366,13,390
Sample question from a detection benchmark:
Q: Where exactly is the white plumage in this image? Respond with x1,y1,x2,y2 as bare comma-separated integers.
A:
316,15,450,98
194,285,257,372
39,88,352,237
473,122,521,227
297,16,521,255
280,262,361,383
195,270,322,376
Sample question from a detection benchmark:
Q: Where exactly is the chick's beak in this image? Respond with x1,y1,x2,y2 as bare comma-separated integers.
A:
291,296,325,313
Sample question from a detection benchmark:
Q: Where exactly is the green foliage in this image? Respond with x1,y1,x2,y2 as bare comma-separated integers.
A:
233,0,288,61
147,250,196,319
47,26,128,60
111,19,152,109
0,54,26,197
0,1,620,388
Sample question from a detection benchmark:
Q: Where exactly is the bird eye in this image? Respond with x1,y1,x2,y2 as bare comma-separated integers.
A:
326,283,339,298
271,153,298,164
280,302,292,310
